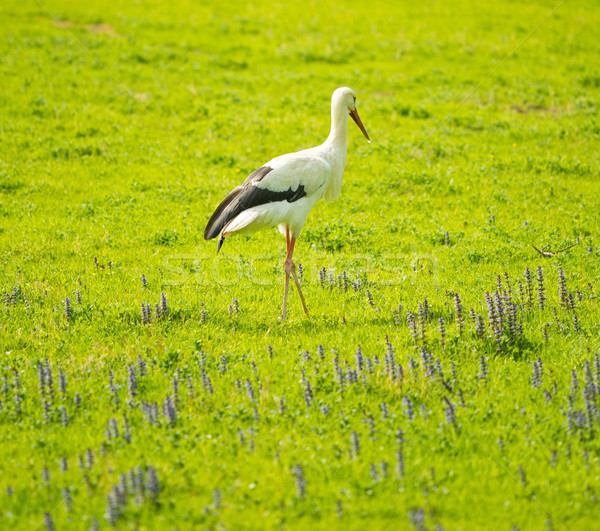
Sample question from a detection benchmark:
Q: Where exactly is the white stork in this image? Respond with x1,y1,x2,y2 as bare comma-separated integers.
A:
204,87,370,319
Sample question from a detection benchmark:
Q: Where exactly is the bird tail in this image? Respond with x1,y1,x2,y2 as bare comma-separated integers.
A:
215,210,260,253
204,188,241,241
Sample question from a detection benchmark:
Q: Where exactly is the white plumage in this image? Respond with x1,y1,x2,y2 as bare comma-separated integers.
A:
205,87,370,319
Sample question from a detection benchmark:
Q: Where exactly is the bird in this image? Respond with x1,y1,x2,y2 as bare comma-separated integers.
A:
204,87,370,319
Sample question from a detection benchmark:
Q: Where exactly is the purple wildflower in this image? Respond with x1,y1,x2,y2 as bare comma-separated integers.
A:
64,297,72,318
44,512,55,531
395,429,405,479
438,317,446,350
292,465,306,499
355,346,364,372
407,312,418,348
478,356,488,381
351,431,360,457
454,293,464,334
558,265,568,307
537,266,545,309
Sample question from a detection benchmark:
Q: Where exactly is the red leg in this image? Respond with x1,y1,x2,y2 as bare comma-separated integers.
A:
289,236,309,316
281,227,292,320
281,230,309,318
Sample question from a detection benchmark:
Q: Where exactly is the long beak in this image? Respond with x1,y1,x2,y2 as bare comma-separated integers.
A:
349,108,370,142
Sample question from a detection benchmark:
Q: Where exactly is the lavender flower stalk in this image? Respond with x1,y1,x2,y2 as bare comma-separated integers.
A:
454,293,464,334
537,266,545,310
292,465,306,499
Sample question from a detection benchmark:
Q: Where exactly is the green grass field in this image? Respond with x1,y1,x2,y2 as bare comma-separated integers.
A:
1,0,599,528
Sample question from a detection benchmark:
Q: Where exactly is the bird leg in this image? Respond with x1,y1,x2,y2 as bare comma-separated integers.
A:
280,228,309,320
281,229,292,320
290,260,309,317
282,260,294,320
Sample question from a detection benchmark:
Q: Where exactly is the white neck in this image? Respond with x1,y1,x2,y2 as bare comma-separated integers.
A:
324,100,349,147
320,94,349,202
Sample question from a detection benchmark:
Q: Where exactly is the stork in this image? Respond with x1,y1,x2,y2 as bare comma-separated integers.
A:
204,87,370,319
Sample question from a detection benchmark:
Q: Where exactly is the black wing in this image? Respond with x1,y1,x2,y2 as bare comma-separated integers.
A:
204,166,306,245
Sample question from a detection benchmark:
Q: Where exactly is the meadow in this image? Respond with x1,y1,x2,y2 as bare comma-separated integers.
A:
1,0,599,528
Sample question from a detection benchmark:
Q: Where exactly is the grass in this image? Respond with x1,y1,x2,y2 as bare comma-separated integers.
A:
1,0,599,528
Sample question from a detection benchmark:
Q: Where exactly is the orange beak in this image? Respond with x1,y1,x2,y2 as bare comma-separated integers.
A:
349,108,370,142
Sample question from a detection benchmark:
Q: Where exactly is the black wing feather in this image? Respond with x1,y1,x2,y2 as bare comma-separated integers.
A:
204,166,307,242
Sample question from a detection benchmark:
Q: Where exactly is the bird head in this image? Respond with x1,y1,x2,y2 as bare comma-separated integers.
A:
333,87,370,142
